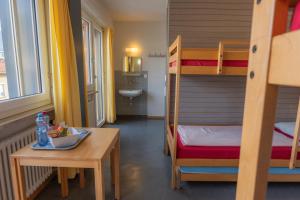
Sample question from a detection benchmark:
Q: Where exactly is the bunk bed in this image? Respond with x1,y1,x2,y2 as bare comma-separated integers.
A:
236,0,300,199
165,0,300,190
168,38,249,76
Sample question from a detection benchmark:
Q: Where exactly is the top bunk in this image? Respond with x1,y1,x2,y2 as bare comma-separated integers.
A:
268,0,300,87
168,0,300,77
168,36,250,76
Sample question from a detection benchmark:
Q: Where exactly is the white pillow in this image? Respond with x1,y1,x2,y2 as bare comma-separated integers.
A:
275,122,295,137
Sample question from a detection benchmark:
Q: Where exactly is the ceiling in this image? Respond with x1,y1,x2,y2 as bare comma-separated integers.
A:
100,0,167,21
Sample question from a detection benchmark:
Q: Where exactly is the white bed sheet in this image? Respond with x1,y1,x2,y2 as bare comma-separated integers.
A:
275,122,295,137
178,125,293,147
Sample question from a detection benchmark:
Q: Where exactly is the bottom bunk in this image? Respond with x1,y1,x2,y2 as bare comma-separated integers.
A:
176,124,298,160
166,123,300,186
179,167,300,182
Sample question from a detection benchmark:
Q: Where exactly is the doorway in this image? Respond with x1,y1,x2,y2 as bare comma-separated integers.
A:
82,15,105,127
93,28,105,126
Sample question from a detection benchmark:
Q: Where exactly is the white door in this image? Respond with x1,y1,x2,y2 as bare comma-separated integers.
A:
93,29,105,127
82,17,96,127
82,15,105,127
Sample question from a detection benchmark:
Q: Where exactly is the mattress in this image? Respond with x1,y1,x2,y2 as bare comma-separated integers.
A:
174,125,299,159
169,59,248,68
178,125,294,147
275,122,295,138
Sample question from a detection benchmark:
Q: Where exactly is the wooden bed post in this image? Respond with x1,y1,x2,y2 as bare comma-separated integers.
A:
217,41,224,75
165,37,171,155
171,35,182,189
236,0,290,200
164,72,171,155
290,98,300,169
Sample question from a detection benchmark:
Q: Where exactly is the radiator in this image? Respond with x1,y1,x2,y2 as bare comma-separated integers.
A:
0,128,53,200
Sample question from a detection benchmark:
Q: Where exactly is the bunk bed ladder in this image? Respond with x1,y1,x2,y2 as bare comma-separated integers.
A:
172,35,182,189
165,35,182,189
236,0,299,199
290,98,300,169
217,40,249,75
217,41,224,75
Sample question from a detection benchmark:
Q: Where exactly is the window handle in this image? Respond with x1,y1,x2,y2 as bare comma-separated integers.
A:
88,91,99,96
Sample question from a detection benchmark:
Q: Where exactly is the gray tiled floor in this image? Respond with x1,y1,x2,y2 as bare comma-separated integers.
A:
37,118,300,200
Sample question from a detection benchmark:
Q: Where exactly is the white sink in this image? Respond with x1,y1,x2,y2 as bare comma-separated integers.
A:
119,89,143,98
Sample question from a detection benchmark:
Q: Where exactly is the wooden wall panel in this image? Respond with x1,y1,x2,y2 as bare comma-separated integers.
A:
169,0,253,48
169,76,300,125
168,0,299,125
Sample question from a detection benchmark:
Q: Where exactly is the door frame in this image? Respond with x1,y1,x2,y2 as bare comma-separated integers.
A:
93,26,105,127
81,11,105,127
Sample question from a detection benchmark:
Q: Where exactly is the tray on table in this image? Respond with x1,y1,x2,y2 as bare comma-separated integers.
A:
31,128,91,150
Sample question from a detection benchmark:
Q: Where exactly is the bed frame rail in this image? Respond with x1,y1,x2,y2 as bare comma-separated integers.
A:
168,36,182,74
168,36,249,75
166,125,175,160
217,40,250,74
166,36,182,188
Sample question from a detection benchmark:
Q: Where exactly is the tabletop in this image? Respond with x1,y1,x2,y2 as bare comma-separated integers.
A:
10,128,120,161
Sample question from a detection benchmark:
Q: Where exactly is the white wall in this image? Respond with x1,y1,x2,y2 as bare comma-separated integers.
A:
81,0,113,27
114,21,167,117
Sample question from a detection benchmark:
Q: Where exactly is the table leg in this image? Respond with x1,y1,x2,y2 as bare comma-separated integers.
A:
80,168,85,188
10,157,26,200
59,167,69,198
94,160,105,200
10,157,20,200
16,160,26,200
110,151,115,185
112,139,120,200
10,158,26,200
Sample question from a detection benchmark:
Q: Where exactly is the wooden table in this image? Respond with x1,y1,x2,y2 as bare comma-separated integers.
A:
10,128,120,200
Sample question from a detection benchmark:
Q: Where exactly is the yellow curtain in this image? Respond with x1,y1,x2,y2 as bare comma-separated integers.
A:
103,28,116,123
49,0,82,179
49,0,82,127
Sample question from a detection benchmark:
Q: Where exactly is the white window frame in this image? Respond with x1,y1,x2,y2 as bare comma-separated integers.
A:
81,16,94,91
81,11,105,127
0,0,52,123
93,27,105,127
0,84,5,98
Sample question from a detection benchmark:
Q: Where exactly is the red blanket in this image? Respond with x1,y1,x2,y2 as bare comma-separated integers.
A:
291,0,300,31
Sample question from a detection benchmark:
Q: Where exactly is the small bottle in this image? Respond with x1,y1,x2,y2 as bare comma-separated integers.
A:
36,113,49,146
42,111,50,128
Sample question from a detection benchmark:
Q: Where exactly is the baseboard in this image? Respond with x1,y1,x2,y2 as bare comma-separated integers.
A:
147,116,165,120
117,115,147,119
116,115,165,120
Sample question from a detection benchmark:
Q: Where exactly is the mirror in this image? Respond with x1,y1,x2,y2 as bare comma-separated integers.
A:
123,56,142,73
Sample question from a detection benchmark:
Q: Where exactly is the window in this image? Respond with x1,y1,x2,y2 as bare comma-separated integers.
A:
0,84,5,99
81,12,105,126
0,0,42,100
94,29,105,126
82,18,93,86
0,0,51,121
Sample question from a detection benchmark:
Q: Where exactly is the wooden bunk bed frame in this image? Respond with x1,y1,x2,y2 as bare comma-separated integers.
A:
168,36,249,76
237,0,300,199
165,0,300,190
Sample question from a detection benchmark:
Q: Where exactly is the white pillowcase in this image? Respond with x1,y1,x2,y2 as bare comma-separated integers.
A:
275,122,295,137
